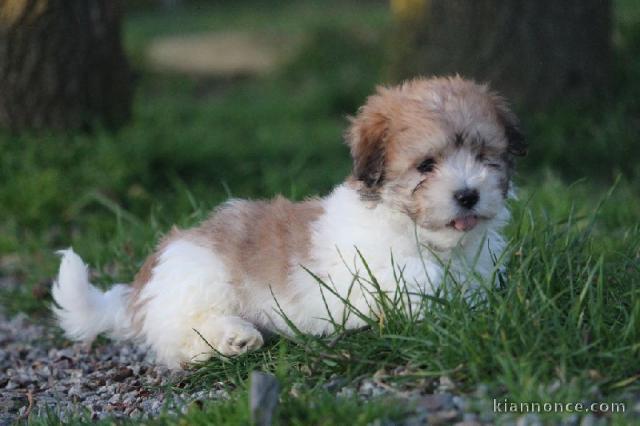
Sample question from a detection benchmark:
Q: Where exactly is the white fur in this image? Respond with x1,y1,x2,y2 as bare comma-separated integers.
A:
52,184,506,368
52,249,132,342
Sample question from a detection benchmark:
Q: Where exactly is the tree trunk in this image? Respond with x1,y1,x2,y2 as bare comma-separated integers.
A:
392,0,612,108
0,0,132,131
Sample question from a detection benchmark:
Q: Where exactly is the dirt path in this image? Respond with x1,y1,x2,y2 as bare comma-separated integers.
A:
146,30,299,77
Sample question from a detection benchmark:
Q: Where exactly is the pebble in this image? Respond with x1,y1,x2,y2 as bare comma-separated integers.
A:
358,379,387,399
249,372,280,426
419,393,454,412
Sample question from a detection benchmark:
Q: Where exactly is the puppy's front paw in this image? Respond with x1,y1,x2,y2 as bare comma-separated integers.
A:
219,326,264,356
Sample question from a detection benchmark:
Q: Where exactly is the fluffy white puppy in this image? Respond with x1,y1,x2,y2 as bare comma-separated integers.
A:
52,76,526,369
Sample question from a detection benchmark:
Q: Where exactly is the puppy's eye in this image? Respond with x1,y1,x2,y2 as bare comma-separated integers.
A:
417,157,436,173
487,162,502,169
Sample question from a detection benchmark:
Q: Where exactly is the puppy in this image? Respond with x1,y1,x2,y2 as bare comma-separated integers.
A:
52,76,526,369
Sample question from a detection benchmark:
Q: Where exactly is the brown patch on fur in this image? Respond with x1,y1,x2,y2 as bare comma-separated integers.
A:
124,197,323,331
347,108,388,191
346,87,441,200
131,251,159,293
185,197,324,296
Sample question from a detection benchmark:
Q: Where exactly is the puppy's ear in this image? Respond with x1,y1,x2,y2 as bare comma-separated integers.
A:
493,96,527,157
346,107,388,189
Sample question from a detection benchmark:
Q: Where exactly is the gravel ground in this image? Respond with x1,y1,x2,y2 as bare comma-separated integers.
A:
1,309,636,425
0,312,493,425
0,312,228,424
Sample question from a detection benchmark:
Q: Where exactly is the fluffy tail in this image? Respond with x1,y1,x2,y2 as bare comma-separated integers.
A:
52,248,133,343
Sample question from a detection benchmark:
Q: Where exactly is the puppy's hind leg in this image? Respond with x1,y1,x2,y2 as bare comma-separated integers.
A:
187,316,264,363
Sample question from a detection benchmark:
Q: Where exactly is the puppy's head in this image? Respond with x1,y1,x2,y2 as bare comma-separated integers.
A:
346,76,526,248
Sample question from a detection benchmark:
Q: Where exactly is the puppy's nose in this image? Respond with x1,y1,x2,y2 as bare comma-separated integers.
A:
454,188,479,209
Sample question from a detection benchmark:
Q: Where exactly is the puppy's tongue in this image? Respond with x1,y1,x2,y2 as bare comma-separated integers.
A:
451,215,478,231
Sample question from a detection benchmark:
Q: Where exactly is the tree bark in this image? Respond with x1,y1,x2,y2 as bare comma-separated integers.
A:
0,0,132,131
392,0,612,108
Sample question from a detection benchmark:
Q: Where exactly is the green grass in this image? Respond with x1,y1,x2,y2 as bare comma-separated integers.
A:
159,386,408,426
3,0,640,424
